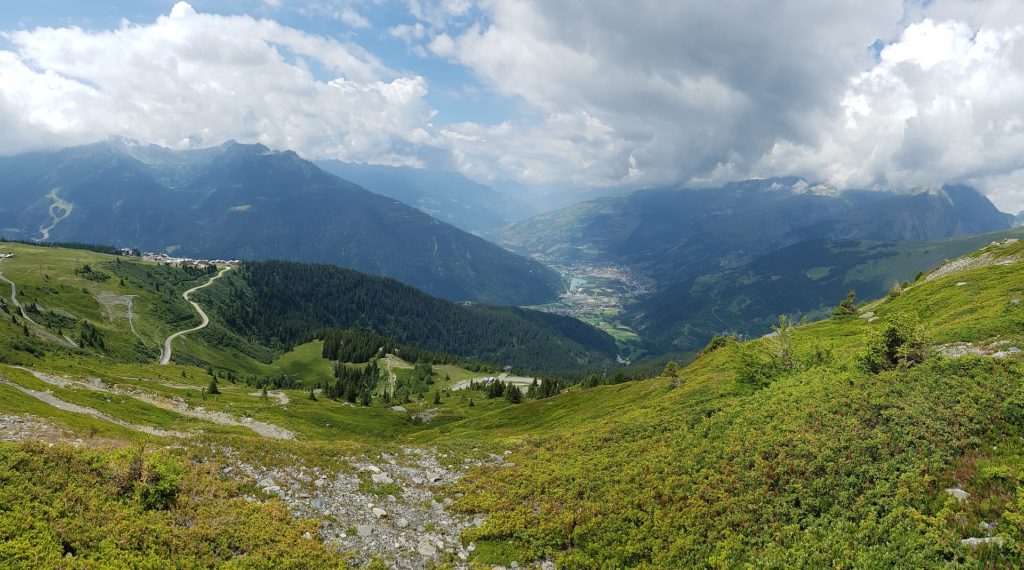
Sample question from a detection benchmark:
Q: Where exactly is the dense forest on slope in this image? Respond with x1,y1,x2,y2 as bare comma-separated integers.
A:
198,260,617,374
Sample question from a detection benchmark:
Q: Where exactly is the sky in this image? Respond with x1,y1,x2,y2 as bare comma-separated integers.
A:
2,1,1024,211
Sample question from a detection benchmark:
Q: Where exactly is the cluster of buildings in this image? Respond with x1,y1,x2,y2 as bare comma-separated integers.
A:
142,252,238,268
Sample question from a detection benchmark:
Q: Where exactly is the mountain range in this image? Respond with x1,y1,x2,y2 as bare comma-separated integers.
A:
314,160,535,235
497,177,1015,350
498,177,1013,286
624,229,1024,350
0,140,562,306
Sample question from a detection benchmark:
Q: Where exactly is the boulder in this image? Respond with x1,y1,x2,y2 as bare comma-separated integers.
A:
946,487,970,502
371,472,394,485
417,538,437,557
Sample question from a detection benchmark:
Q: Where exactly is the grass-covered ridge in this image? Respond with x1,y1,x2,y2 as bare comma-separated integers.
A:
2,239,1024,567
426,237,1024,566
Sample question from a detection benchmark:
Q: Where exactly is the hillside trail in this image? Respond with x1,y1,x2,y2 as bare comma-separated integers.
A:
159,266,231,365
125,295,142,340
0,263,78,349
13,366,294,440
38,188,73,241
0,375,184,438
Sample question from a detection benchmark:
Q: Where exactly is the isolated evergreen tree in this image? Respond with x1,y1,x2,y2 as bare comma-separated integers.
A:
831,290,857,319
308,388,317,401
207,377,220,395
662,361,681,378
506,386,523,404
359,390,371,407
468,398,475,407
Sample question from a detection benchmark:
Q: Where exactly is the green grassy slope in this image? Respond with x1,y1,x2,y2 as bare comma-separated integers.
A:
414,237,1024,567
3,239,1024,567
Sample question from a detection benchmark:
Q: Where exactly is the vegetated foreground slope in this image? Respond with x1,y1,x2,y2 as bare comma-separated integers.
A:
199,260,617,374
4,238,1024,568
412,237,1024,567
0,140,562,306
627,228,1024,351
0,242,605,568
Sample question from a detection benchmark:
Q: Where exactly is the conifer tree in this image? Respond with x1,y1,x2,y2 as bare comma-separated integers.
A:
506,386,523,404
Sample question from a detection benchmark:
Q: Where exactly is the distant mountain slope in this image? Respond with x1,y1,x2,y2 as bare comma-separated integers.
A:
802,184,1016,241
626,228,1024,350
315,160,534,234
0,140,563,306
498,178,1013,287
201,260,617,373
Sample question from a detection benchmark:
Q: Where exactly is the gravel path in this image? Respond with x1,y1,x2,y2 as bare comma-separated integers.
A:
0,267,78,348
249,390,290,405
450,373,537,391
17,366,294,440
159,266,231,365
0,375,185,437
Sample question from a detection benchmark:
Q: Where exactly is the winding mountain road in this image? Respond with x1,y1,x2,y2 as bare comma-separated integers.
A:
159,266,231,365
0,266,78,348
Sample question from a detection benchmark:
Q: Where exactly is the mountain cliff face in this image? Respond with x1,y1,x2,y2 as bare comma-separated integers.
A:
0,141,563,306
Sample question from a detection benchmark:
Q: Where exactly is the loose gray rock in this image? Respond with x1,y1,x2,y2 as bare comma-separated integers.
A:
961,536,1003,548
357,524,373,537
417,538,437,557
946,487,970,502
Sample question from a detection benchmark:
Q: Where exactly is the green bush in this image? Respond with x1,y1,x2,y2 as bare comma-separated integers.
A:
1002,392,1024,429
831,290,857,319
700,334,737,356
857,314,929,373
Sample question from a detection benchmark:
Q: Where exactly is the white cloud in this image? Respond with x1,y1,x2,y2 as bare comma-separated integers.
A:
0,2,436,164
337,7,370,29
3,0,1024,210
416,0,1024,210
754,17,1024,210
428,0,905,188
389,22,426,44
404,0,476,29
